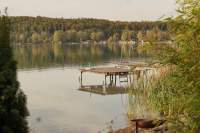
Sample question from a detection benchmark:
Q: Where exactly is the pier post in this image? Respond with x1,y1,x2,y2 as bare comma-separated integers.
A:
105,75,107,86
114,74,117,86
109,74,114,86
109,75,111,85
80,71,83,87
112,74,114,86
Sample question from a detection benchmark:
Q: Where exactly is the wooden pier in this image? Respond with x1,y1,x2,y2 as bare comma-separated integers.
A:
80,66,131,86
79,62,163,93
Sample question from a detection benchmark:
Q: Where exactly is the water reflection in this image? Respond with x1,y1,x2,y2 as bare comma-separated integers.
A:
18,68,129,133
14,43,147,69
15,44,152,133
79,85,128,96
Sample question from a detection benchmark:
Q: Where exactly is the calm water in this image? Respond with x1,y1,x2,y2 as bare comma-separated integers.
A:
15,44,149,133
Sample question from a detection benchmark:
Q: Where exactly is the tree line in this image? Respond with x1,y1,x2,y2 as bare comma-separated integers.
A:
10,16,170,45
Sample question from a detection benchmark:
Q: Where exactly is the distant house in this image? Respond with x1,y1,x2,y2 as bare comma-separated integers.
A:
141,40,144,45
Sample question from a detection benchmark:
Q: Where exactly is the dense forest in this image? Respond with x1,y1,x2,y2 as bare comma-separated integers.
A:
10,16,170,45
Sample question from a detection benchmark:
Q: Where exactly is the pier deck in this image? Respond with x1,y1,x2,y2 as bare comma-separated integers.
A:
80,66,130,75
79,62,161,89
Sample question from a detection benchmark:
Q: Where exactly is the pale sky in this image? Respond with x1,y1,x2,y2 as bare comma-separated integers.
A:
0,0,176,21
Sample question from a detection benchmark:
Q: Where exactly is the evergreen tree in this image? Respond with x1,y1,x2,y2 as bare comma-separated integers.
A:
0,16,29,133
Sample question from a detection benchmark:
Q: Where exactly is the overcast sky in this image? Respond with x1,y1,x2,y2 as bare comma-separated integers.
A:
0,0,176,21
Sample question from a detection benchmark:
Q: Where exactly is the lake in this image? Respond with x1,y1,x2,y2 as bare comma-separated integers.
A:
15,44,149,133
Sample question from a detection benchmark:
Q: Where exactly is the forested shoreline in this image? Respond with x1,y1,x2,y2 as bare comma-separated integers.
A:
10,16,170,45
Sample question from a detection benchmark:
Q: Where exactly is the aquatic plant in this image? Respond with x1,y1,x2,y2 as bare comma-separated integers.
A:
146,0,200,132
